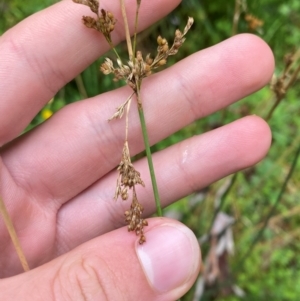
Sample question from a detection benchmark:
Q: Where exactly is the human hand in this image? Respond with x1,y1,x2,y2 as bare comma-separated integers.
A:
0,0,274,300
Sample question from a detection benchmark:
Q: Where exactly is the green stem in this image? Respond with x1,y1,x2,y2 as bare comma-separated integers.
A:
237,142,300,268
207,173,238,235
112,47,122,62
136,97,162,217
104,37,122,63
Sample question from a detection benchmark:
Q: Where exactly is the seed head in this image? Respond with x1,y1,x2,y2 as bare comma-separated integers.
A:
72,0,99,14
245,14,264,31
124,188,148,244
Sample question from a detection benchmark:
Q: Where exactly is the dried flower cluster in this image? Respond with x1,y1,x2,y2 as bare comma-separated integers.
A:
267,50,300,121
244,14,263,31
100,17,194,92
125,188,148,244
271,74,286,100
270,51,299,99
115,142,145,200
115,142,148,243
73,0,116,44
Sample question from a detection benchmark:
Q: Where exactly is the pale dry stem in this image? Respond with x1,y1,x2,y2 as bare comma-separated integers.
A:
232,0,247,36
108,92,134,121
125,93,132,142
0,196,30,272
119,0,133,60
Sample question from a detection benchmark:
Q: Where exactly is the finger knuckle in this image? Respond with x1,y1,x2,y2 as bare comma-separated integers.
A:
52,255,123,301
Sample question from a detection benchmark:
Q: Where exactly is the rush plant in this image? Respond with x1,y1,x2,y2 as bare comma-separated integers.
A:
72,0,193,243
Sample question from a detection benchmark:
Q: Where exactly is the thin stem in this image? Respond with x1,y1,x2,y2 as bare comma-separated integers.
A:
285,63,300,91
119,0,133,60
105,37,122,62
125,94,132,142
0,196,30,272
132,0,141,60
136,90,162,217
75,74,88,99
265,95,283,122
207,173,238,235
232,0,241,36
112,46,122,62
232,0,247,36
238,143,300,267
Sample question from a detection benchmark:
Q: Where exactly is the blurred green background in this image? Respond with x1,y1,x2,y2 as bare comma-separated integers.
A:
1,0,300,300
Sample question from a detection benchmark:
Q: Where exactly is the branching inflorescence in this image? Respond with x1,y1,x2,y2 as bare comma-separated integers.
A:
73,0,193,243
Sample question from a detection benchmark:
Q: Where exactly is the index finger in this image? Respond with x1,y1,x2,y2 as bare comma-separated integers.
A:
0,0,180,145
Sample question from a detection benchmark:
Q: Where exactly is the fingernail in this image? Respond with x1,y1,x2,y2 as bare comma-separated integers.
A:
136,223,200,293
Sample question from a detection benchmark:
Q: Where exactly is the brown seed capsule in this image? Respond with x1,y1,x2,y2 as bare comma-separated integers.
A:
109,24,115,32
136,51,143,61
157,35,163,45
107,12,113,19
175,29,182,38
162,44,169,52
121,191,128,200
101,9,106,17
139,235,146,244
161,38,167,45
128,171,134,178
146,57,153,65
158,59,167,66
144,64,151,72
174,41,181,49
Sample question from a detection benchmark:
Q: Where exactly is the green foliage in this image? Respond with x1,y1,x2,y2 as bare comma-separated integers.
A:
0,0,56,33
1,0,300,300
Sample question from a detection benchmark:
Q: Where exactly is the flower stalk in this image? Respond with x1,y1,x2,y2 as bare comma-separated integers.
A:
137,95,163,217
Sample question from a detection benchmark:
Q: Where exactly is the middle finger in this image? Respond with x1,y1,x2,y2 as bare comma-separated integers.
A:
1,34,274,209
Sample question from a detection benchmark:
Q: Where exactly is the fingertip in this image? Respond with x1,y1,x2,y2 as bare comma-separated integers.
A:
235,115,272,165
230,33,275,86
136,218,201,298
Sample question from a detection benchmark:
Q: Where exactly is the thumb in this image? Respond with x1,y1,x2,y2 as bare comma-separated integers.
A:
1,218,201,301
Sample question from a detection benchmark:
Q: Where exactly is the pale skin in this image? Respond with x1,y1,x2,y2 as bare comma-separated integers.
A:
0,0,274,300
